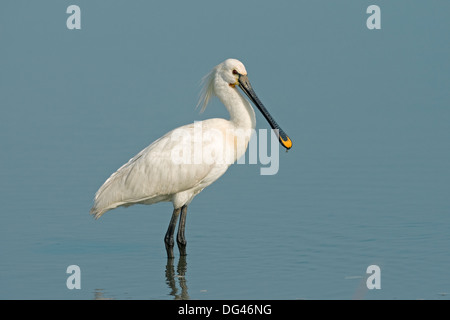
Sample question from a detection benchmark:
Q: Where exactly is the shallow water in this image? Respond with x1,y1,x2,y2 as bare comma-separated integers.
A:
1,1,449,299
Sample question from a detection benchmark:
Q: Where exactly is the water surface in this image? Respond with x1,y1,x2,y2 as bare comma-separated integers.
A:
1,1,449,300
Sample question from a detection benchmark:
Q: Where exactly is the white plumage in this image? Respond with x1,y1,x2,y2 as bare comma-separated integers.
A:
90,58,291,257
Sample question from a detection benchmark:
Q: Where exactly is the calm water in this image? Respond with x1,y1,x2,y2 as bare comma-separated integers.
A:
1,1,449,299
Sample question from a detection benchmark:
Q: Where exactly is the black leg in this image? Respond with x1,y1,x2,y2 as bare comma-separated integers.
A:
165,207,181,259
177,205,188,256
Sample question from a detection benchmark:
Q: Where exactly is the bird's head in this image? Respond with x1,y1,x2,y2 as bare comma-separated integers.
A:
198,58,292,151
219,58,248,88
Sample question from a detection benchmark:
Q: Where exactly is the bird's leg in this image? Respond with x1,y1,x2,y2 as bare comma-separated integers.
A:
165,207,181,259
177,205,188,256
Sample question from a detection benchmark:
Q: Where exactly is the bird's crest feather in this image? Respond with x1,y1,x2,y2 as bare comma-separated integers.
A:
196,66,217,113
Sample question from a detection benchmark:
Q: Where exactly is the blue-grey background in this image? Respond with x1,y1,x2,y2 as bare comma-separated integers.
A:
1,1,449,299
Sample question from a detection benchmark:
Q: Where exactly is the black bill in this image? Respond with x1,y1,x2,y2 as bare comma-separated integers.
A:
238,74,292,150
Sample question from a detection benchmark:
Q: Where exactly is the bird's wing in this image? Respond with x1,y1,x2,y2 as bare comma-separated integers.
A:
90,123,222,218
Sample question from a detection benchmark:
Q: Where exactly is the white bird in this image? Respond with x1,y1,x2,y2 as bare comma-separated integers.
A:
90,58,292,258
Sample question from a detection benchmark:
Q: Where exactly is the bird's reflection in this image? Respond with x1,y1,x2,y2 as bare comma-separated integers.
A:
165,255,189,300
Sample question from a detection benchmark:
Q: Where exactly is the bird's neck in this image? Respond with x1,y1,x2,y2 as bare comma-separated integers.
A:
217,84,256,131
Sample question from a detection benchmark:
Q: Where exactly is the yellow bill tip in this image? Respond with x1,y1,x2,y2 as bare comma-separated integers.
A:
280,136,292,150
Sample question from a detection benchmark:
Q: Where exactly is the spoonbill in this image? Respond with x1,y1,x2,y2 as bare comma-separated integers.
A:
90,58,292,258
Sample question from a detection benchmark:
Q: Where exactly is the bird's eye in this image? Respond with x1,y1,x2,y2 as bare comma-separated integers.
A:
232,69,238,75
